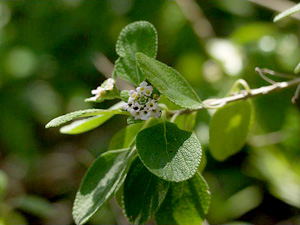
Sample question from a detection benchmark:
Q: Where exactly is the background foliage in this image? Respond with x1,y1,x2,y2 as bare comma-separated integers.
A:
0,0,299,224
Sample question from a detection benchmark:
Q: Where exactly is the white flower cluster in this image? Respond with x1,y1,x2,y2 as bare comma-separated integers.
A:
90,78,115,101
123,81,161,120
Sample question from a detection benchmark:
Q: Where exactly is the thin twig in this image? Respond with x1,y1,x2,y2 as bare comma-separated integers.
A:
255,67,277,84
168,77,300,116
248,0,300,21
259,68,297,79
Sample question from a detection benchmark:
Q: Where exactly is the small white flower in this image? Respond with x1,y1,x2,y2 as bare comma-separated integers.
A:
132,102,143,111
105,83,114,91
144,86,153,96
139,110,149,120
122,103,129,110
129,108,138,116
134,111,142,120
91,87,106,98
140,81,148,87
151,108,162,118
129,90,138,101
146,99,157,110
136,86,145,93
123,81,161,120
107,78,115,84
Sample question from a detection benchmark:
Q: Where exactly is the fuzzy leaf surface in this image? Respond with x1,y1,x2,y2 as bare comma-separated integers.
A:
136,121,202,182
136,53,202,109
72,148,134,225
155,172,210,225
123,157,169,224
209,100,253,161
114,21,157,85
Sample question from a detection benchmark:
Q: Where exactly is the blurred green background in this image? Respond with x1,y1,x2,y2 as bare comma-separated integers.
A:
0,0,299,224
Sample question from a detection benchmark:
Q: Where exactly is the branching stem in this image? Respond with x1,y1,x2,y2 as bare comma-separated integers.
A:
168,76,300,116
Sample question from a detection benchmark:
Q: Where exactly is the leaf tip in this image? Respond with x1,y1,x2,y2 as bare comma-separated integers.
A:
273,16,280,23
45,121,53,129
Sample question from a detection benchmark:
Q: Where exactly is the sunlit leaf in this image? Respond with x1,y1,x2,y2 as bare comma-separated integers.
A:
155,172,210,225
72,148,134,225
174,112,198,132
109,123,144,150
136,121,202,182
136,53,202,109
123,157,169,224
59,102,124,134
209,100,254,161
274,3,300,22
46,108,129,128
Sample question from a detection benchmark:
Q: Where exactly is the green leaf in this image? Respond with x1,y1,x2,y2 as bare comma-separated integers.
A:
114,183,124,209
46,108,129,128
116,21,157,58
209,100,254,161
136,121,202,182
109,123,144,150
72,148,134,225
274,3,300,22
174,112,198,132
59,116,111,135
294,62,300,74
12,195,55,218
114,21,157,85
113,57,139,86
155,172,210,225
59,102,124,134
123,157,169,224
136,53,202,109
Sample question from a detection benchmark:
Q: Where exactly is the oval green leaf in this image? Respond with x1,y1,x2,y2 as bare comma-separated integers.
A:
136,121,202,182
114,21,157,85
72,148,134,225
209,100,254,161
136,53,202,110
123,157,169,224
155,172,211,225
116,21,157,59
